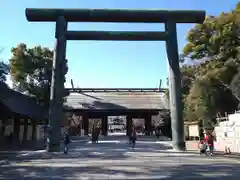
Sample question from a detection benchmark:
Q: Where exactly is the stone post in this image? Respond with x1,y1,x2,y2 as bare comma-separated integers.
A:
48,16,67,152
165,20,185,151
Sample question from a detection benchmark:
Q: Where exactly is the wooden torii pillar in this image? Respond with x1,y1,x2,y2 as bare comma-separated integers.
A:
25,8,205,152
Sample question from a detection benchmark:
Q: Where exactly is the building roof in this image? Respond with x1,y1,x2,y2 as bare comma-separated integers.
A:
63,89,169,111
0,82,47,119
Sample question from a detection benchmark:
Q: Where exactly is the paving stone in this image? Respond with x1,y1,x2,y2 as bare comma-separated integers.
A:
0,136,239,179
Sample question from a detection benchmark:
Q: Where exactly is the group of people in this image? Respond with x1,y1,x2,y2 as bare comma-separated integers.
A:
63,128,219,156
199,133,215,156
63,127,100,154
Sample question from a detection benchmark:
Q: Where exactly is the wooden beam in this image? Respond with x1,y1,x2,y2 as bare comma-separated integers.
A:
63,109,168,116
25,8,205,23
66,31,168,41
65,88,167,93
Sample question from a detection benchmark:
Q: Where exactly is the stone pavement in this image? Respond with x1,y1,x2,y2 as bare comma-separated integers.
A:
0,136,240,179
186,141,240,158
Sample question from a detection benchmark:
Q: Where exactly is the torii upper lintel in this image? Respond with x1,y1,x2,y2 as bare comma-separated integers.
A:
26,8,205,23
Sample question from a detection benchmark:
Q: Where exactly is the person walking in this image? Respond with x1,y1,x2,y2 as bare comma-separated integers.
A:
63,132,70,154
203,133,214,156
128,132,132,144
96,126,100,144
131,127,137,149
91,126,96,143
156,126,161,139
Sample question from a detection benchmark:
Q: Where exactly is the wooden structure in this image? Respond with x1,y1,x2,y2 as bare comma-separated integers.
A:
64,88,168,137
0,82,47,146
184,121,200,140
25,8,205,151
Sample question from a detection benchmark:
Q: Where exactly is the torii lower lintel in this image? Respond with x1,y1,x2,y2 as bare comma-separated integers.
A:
66,31,168,41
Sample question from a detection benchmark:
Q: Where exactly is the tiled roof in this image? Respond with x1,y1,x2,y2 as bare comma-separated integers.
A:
64,91,169,110
0,82,47,119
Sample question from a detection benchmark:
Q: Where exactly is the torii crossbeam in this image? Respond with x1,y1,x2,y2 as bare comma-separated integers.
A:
25,8,205,152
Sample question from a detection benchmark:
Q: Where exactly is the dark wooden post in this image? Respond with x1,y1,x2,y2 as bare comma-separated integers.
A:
82,114,89,135
13,116,20,143
31,119,37,141
165,21,185,151
22,118,28,143
101,116,108,136
48,16,67,152
0,119,6,142
126,115,133,136
144,114,152,136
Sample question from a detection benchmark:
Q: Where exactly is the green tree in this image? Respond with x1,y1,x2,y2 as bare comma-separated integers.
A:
184,76,238,122
181,65,197,95
230,72,240,101
165,65,197,114
181,3,240,122
0,61,9,82
182,3,240,84
9,43,68,107
165,64,197,97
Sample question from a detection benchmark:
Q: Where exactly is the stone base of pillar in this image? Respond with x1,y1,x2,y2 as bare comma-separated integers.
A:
102,131,108,136
84,131,89,136
47,143,60,152
145,131,151,136
172,141,186,151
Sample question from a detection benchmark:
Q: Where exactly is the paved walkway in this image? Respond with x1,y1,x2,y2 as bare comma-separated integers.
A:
0,136,239,179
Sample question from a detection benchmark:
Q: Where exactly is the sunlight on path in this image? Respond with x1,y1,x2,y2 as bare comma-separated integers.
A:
1,137,240,179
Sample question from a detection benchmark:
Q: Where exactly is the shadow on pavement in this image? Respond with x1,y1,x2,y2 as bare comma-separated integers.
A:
5,138,173,162
0,161,239,179
1,136,239,179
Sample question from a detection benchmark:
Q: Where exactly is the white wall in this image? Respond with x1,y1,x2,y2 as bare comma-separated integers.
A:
215,113,240,153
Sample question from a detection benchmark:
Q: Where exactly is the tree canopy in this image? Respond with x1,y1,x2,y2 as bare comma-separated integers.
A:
0,61,9,83
180,3,240,124
9,43,68,107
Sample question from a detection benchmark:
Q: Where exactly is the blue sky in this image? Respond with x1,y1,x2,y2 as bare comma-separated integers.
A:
0,0,238,88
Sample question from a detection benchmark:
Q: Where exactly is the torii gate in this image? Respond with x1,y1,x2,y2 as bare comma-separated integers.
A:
25,8,205,152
